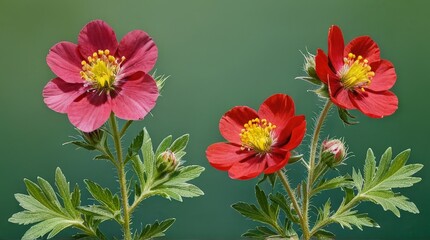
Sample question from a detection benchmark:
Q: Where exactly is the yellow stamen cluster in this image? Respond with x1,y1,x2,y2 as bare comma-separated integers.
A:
80,49,125,90
340,53,375,91
239,118,276,153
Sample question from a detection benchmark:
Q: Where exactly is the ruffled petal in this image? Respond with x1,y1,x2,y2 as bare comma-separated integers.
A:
67,92,112,132
367,60,396,91
328,25,345,71
228,156,266,180
206,142,255,171
219,106,259,144
78,20,118,58
315,49,337,84
42,78,85,113
118,30,158,77
350,90,398,118
344,36,380,64
111,72,158,120
328,78,356,109
276,116,306,151
46,42,83,83
264,151,291,174
258,94,295,136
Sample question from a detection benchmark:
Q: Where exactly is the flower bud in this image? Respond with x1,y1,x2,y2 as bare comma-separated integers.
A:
82,129,105,146
321,139,346,167
303,52,318,80
157,150,179,175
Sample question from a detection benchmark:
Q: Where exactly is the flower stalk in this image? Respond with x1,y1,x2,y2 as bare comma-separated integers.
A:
109,113,132,240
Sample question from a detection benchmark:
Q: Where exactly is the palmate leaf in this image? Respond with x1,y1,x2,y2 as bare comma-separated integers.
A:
352,148,422,216
326,148,422,232
9,168,87,240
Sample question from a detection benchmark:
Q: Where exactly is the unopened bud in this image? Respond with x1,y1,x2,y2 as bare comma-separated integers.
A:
82,129,105,146
321,139,346,167
303,52,318,79
157,150,179,174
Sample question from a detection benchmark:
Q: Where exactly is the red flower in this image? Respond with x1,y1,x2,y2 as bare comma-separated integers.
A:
206,94,306,180
43,20,159,132
315,25,398,118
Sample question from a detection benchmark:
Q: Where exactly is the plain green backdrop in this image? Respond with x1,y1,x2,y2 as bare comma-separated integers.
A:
1,0,429,239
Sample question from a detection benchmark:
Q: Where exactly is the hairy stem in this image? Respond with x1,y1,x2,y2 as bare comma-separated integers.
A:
276,170,306,237
303,100,332,240
109,114,132,240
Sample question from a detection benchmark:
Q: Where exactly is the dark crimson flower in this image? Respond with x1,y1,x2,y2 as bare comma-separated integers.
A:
206,94,306,180
43,20,159,132
315,25,398,118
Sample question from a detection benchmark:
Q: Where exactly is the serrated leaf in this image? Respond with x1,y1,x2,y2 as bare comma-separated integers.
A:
363,149,376,189
312,176,353,196
255,186,270,214
139,218,175,239
232,202,272,225
242,226,278,239
334,210,379,230
269,193,299,223
22,218,76,240
169,134,189,153
166,165,205,184
71,184,81,208
313,229,335,240
78,206,115,220
84,180,120,214
55,168,75,217
24,179,59,212
126,129,145,163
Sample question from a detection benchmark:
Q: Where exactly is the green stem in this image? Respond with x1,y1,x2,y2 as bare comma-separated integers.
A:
109,114,132,240
276,171,306,237
303,100,332,240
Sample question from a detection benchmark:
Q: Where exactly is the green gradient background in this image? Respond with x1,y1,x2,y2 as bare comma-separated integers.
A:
1,1,429,239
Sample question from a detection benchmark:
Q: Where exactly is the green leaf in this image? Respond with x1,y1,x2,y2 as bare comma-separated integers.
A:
333,210,379,230
363,149,376,189
169,134,189,153
232,202,273,225
313,229,335,240
155,135,173,158
139,218,175,239
311,176,353,196
126,129,145,163
9,168,90,240
242,226,278,239
337,107,358,125
84,180,120,214
269,193,299,223
166,165,205,184
142,128,155,181
255,186,270,214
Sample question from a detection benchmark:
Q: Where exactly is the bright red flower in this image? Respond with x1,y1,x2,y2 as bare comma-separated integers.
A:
43,20,159,132
206,94,306,180
315,25,398,118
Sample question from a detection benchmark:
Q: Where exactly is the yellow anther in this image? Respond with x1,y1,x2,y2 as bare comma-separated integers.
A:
81,60,86,65
121,56,126,61
239,117,276,153
104,49,110,55
340,52,374,91
98,50,104,55
92,52,98,57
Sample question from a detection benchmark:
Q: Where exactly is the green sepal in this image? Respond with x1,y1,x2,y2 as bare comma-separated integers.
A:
337,107,358,125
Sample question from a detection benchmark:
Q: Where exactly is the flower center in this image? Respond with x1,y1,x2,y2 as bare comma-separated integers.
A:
239,118,276,153
80,49,125,91
339,53,375,91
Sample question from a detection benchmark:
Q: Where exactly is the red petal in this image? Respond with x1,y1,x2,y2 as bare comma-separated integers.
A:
350,90,398,118
264,151,291,174
67,92,112,132
367,60,396,91
78,20,118,58
328,78,356,109
277,116,306,151
315,49,337,84
219,106,259,144
328,25,345,71
344,36,380,64
258,94,295,136
43,78,85,113
111,72,158,120
46,42,83,83
228,156,266,180
206,142,255,171
118,30,158,77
